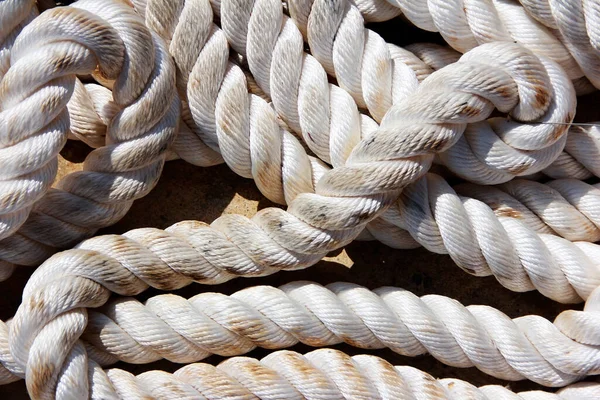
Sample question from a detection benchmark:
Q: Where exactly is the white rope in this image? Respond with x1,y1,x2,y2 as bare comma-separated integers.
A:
5,195,600,394
284,0,577,186
366,172,600,248
3,341,598,399
519,0,600,88
7,273,600,395
396,45,600,182
0,3,576,299
0,0,565,278
352,0,600,92
0,0,179,279
64,281,600,384
0,0,38,81
374,174,600,302
1,3,595,396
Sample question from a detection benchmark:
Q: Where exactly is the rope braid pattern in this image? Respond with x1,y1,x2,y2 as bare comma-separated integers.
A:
140,0,337,205
6,200,600,394
399,44,600,183
353,0,600,92
65,36,600,247
0,0,178,279
378,173,600,302
3,343,598,399
0,0,38,81
7,273,600,394
62,3,462,252
64,41,451,161
44,281,600,385
76,0,584,188
2,31,581,396
519,0,600,89
5,20,577,297
123,0,575,241
0,0,40,281
0,3,584,395
285,0,577,185
221,0,418,127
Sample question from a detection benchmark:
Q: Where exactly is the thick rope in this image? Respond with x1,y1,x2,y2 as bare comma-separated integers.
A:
397,43,600,182
69,1,574,246
0,0,40,281
76,0,586,187
221,0,418,126
55,281,600,385
378,173,600,302
7,276,600,393
0,0,38,81
284,0,576,185
3,344,598,399
0,0,179,279
543,124,600,180
519,0,600,89
0,8,577,396
0,320,20,385
3,38,580,395
352,0,600,92
7,200,600,394
14,34,585,302
455,178,600,244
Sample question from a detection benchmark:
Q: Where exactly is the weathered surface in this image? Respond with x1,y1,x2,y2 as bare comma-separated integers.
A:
0,150,581,397
2,18,600,399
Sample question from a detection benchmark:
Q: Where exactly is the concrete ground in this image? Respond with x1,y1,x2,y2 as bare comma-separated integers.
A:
1,15,599,400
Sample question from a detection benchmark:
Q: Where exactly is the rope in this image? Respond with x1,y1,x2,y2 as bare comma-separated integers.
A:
519,0,600,89
0,0,38,81
395,43,600,182
284,0,577,186
56,281,600,385
7,277,600,393
19,0,569,265
351,0,600,92
6,202,600,394
1,1,596,396
59,3,455,255
376,173,600,302
3,344,598,399
0,0,39,281
0,0,178,279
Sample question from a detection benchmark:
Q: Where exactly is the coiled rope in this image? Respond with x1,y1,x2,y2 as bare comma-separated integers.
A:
283,0,580,185
3,342,598,398
0,0,178,280
352,0,600,92
5,205,600,394
0,0,566,281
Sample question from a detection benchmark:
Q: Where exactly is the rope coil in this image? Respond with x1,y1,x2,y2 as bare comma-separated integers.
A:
1,0,600,398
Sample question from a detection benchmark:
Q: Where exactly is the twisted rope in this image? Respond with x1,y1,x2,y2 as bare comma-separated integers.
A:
0,3,584,395
0,0,40,281
544,124,600,180
397,43,600,182
519,0,600,89
222,0,418,126
7,275,600,394
3,343,598,399
284,0,576,185
2,33,577,396
352,0,600,92
7,200,600,394
377,173,600,302
0,0,178,279
0,0,38,81
63,281,600,385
